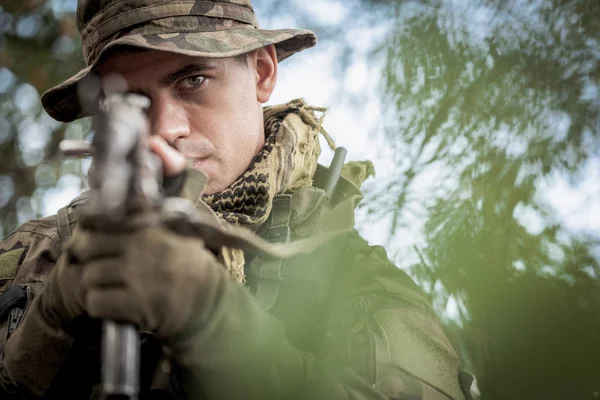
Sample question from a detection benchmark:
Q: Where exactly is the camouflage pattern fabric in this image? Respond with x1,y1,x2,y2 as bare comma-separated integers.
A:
41,0,317,122
0,218,61,297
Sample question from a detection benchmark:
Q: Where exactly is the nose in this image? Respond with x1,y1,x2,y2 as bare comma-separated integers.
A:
149,94,191,144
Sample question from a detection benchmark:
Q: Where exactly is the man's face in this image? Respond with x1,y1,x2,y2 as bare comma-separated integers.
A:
98,49,276,194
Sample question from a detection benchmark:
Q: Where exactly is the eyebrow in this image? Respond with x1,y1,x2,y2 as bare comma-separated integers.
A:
158,63,216,86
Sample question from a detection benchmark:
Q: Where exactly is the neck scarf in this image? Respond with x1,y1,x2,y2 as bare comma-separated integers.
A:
201,99,330,283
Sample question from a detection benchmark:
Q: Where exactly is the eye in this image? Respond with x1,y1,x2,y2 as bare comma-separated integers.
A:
179,75,205,90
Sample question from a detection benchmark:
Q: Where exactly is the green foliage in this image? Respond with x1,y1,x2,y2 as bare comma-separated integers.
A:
365,0,600,398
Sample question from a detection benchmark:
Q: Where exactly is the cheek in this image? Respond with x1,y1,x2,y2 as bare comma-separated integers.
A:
227,111,263,163
220,81,264,162
192,69,266,192
190,107,262,193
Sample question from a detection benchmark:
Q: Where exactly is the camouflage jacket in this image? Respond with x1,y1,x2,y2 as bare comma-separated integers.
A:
0,165,472,400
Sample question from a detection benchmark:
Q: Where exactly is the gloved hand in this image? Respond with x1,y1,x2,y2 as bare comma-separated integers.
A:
2,221,225,397
64,221,310,400
68,222,225,339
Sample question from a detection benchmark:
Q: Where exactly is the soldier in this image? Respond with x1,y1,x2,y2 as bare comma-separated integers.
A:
0,0,473,399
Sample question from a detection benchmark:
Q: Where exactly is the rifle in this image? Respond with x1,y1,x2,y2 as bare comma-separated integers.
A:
61,87,158,399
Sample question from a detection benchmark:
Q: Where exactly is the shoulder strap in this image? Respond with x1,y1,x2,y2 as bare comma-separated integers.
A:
254,194,293,311
56,205,73,244
55,192,91,244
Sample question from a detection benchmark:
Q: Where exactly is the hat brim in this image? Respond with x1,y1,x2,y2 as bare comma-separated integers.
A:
42,27,317,122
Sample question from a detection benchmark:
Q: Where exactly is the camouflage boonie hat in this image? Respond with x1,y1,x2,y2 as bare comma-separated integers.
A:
41,0,317,122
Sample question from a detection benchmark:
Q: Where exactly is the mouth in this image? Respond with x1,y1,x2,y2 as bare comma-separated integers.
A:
191,156,211,170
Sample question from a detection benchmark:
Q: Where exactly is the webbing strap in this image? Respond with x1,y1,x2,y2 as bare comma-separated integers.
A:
56,205,73,244
255,194,292,311
55,192,90,244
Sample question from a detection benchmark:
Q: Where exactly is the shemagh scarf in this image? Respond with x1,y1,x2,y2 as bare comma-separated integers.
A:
201,99,332,284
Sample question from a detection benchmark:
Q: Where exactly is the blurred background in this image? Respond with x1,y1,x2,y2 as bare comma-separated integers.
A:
1,0,599,398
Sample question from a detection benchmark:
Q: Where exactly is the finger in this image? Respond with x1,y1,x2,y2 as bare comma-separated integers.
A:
85,288,148,329
149,136,186,177
82,258,127,289
69,228,127,262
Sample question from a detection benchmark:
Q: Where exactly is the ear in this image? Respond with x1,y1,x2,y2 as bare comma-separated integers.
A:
251,45,278,103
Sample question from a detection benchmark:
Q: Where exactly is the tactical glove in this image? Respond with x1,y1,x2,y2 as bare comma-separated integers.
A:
66,223,223,339
3,222,226,397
